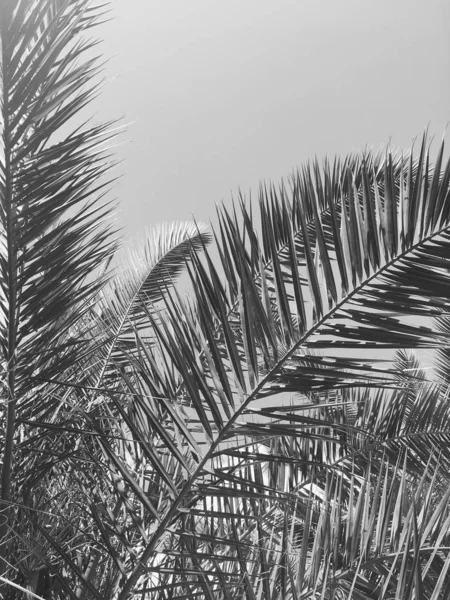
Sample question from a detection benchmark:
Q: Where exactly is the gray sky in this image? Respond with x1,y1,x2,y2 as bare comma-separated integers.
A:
96,0,450,237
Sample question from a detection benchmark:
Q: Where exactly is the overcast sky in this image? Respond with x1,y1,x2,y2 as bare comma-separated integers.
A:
96,0,450,237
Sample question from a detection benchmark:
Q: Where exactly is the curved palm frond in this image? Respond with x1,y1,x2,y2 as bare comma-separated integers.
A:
90,221,212,387
106,136,450,598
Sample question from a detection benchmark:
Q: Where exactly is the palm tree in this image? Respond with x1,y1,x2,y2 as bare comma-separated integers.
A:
2,1,450,599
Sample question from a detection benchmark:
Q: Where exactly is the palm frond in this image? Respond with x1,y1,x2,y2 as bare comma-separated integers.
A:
91,221,212,387
102,137,450,598
0,0,118,589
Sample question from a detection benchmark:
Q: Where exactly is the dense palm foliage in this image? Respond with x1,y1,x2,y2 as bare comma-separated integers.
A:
1,1,450,599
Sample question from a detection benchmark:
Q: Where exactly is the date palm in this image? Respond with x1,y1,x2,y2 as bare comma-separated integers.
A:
2,1,450,599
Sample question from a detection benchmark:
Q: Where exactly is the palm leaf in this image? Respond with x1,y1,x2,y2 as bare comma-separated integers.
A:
0,0,118,590
88,221,212,388
106,137,450,598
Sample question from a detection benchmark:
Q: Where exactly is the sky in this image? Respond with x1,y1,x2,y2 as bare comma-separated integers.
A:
94,0,450,238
